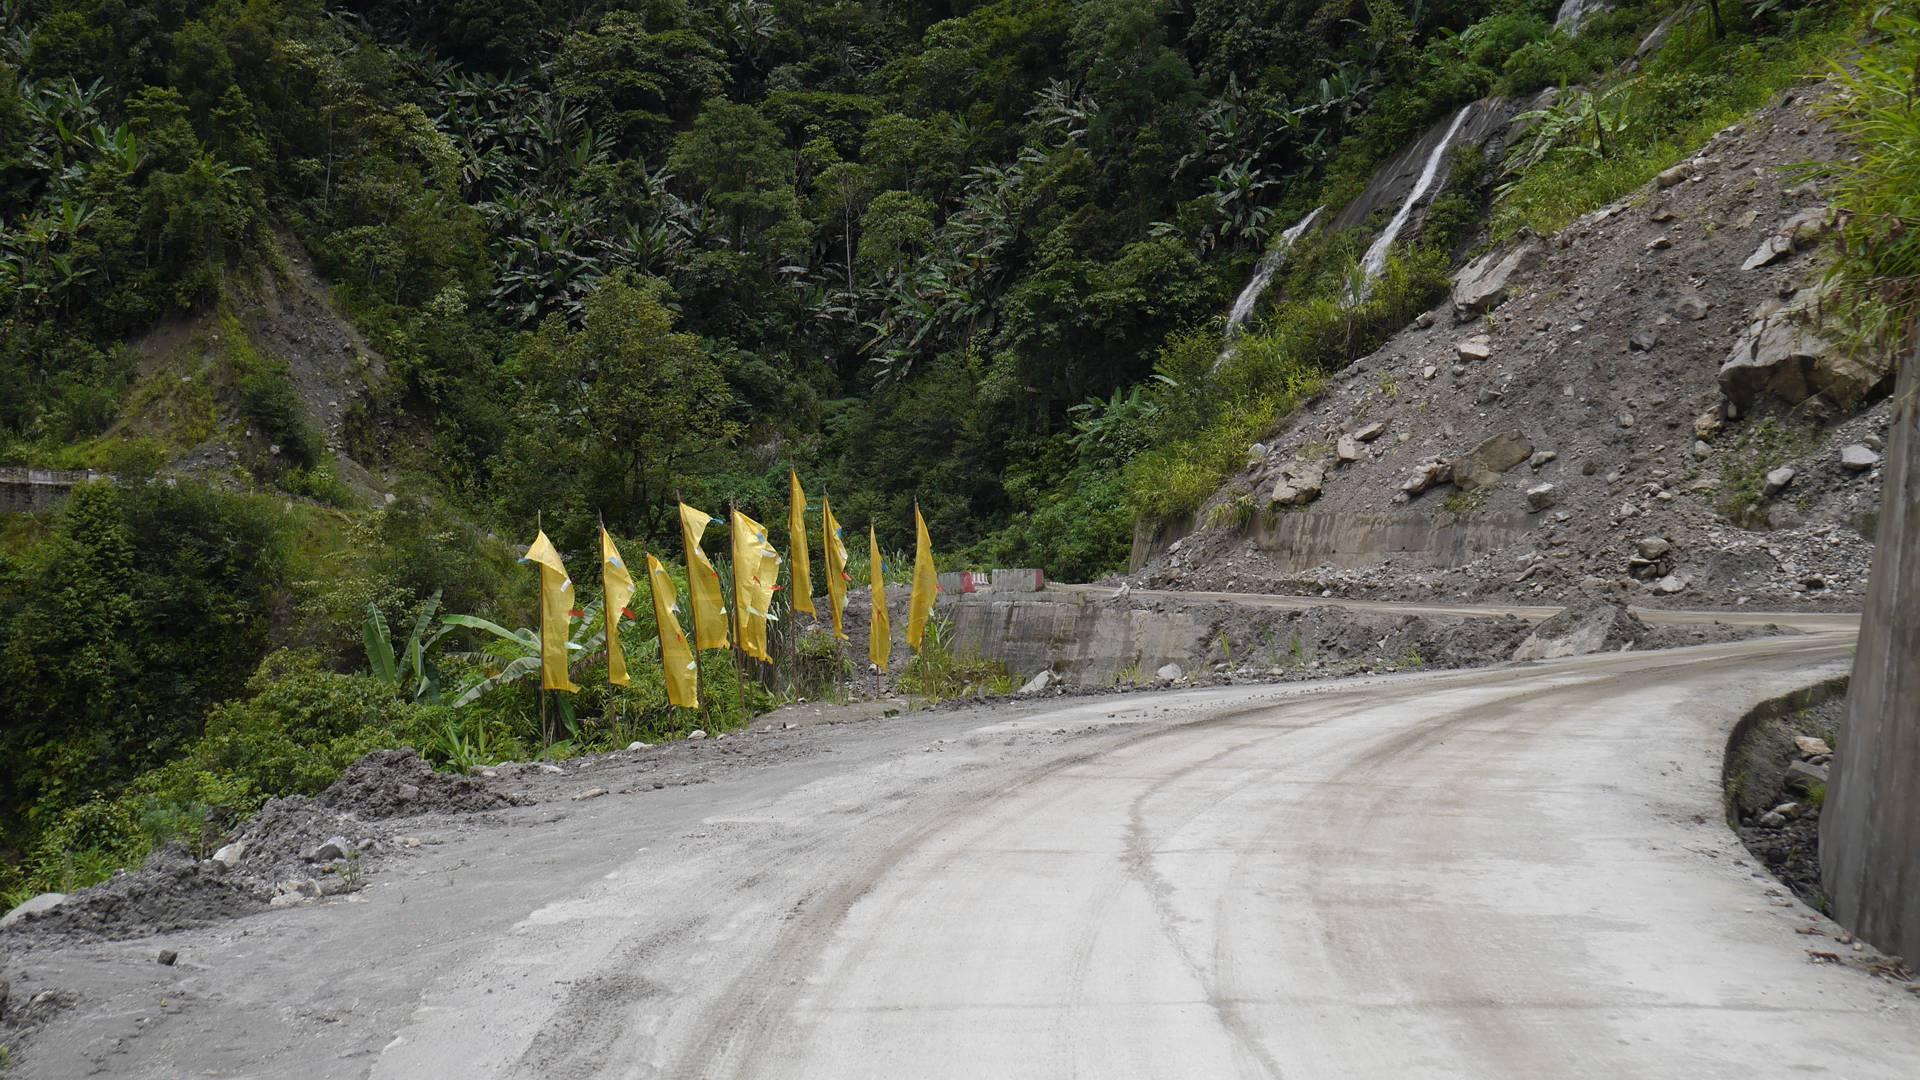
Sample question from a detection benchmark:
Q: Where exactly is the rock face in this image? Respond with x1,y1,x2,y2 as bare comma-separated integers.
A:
1268,460,1326,506
1512,603,1650,661
1452,237,1545,319
1451,430,1535,491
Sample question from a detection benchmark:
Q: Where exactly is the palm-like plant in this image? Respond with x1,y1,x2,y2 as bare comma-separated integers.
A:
362,591,453,704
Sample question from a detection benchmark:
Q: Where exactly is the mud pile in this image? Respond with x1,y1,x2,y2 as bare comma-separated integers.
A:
318,748,518,818
0,751,523,945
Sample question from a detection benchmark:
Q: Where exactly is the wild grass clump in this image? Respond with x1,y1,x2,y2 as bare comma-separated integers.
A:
1716,417,1816,527
1496,12,1845,240
1807,4,1920,357
898,618,1015,704
1125,250,1448,521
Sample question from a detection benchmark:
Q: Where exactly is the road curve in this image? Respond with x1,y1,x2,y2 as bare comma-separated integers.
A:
366,629,1917,1079
13,628,1914,1079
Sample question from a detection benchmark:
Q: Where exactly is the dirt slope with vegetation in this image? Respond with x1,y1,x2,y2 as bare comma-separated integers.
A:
1141,90,1893,609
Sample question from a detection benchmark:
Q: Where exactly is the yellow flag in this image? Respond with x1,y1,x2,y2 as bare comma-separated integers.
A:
521,530,580,693
788,470,815,616
869,523,891,673
823,495,850,641
678,503,730,651
907,505,938,652
730,508,780,663
646,554,699,709
600,528,636,687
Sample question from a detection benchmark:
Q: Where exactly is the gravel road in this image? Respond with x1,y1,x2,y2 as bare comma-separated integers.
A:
7,614,1916,1078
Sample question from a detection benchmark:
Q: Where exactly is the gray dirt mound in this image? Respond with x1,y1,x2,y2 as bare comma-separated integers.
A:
1,751,522,946
1205,604,1534,673
0,845,267,943
317,748,517,819
1513,602,1788,660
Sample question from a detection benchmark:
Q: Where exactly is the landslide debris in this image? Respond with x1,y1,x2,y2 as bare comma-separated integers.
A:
1141,93,1884,612
0,750,520,945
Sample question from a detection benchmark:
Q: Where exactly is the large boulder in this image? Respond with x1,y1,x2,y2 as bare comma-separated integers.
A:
1512,603,1651,661
1451,430,1535,491
1401,458,1453,497
0,892,67,929
1719,292,1894,410
1452,236,1546,320
1269,460,1326,506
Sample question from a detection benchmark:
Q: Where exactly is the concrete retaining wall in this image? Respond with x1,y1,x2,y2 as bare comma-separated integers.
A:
943,594,1211,684
0,467,102,513
1822,351,1920,962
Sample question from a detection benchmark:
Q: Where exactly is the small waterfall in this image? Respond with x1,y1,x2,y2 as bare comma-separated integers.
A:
1354,104,1473,301
1214,206,1323,370
1553,0,1587,30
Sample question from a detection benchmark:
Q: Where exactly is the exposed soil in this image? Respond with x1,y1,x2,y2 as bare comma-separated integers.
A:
0,750,525,947
1727,682,1847,911
1140,90,1885,612
317,748,521,819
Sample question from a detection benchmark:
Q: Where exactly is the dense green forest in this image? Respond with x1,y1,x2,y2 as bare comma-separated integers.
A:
0,0,1889,900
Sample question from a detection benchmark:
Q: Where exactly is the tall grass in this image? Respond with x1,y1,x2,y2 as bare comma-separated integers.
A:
1495,12,1846,239
1124,250,1449,521
1810,4,1920,356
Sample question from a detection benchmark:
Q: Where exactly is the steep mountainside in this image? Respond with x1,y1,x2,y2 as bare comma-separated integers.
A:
1136,91,1891,610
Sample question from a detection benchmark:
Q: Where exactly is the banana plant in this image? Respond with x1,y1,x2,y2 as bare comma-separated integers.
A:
441,598,612,708
363,591,453,704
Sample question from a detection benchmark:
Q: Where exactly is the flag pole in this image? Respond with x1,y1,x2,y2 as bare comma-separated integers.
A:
674,490,713,730
536,509,549,751
726,501,748,723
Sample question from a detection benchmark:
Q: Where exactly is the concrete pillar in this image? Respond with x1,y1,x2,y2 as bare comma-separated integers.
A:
1822,351,1920,961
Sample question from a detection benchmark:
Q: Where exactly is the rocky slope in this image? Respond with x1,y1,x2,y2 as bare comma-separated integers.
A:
1138,91,1891,611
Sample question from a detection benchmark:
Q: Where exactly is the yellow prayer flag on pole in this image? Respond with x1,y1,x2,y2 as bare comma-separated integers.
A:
823,495,850,641
730,508,780,663
788,470,815,616
869,523,891,673
521,530,580,693
600,528,636,687
907,504,938,652
678,503,730,651
646,554,699,709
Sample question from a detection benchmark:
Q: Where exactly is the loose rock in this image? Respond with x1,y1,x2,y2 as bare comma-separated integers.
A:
1838,444,1881,472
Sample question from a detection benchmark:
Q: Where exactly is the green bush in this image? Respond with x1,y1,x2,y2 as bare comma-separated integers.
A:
0,477,288,844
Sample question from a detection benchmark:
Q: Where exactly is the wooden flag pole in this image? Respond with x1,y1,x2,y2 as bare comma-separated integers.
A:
536,509,549,751
725,501,748,722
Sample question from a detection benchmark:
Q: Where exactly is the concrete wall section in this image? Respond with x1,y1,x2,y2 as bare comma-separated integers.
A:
944,595,1210,684
0,467,103,514
1821,351,1920,962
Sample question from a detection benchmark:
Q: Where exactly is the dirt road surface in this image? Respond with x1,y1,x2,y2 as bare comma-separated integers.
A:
8,611,1917,1078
